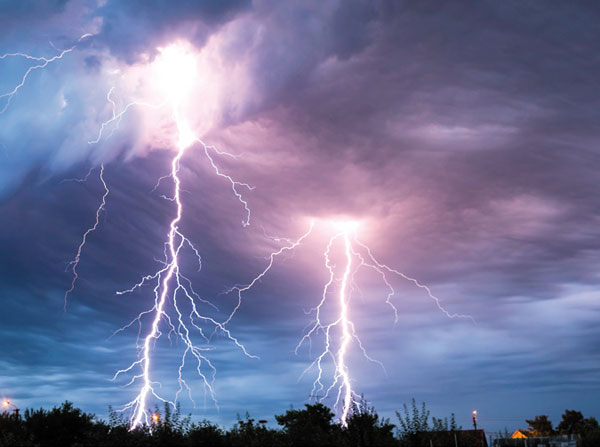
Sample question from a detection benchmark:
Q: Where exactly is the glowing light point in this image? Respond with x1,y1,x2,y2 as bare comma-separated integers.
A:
472,409,478,429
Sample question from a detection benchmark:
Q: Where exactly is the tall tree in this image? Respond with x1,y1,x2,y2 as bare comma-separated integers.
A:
525,415,553,436
275,403,342,447
396,398,430,437
345,398,396,447
557,409,584,434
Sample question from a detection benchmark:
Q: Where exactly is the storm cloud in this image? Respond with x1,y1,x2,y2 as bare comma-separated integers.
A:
0,0,599,433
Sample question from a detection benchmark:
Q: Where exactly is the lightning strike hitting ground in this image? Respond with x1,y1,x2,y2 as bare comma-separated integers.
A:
111,127,256,428
82,44,255,428
3,39,257,428
228,220,471,427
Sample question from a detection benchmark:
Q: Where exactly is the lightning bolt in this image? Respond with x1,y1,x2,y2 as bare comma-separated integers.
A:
0,34,91,114
1,33,103,311
64,164,109,310
335,230,353,424
84,48,255,428
87,88,166,145
111,126,256,428
231,220,472,427
3,37,469,430
3,40,255,426
295,226,375,427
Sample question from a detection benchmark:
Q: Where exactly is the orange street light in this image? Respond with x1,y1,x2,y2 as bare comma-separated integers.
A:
152,413,160,423
472,410,478,430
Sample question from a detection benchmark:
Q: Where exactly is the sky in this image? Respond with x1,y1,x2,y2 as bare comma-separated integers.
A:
1,0,599,435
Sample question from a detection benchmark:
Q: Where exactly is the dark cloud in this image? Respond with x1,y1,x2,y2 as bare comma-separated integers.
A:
0,0,599,434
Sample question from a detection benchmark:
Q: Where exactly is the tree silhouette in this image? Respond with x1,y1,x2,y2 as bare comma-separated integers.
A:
345,398,396,446
431,413,460,432
19,401,102,446
525,414,553,436
226,412,284,446
0,399,488,446
557,409,584,435
275,403,342,446
396,398,430,437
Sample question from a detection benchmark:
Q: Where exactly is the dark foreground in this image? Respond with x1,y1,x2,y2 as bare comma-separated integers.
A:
2,401,397,447
1,400,599,447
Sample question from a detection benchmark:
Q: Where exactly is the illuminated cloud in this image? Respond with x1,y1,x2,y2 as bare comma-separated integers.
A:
0,0,599,432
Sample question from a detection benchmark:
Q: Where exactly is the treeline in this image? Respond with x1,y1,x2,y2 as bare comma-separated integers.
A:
2,400,396,447
1,399,599,447
524,411,599,438
491,410,600,447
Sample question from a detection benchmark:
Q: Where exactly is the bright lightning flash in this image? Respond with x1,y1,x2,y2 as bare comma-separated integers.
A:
2,37,468,431
2,39,253,427
52,42,253,427
228,219,471,427
92,43,256,429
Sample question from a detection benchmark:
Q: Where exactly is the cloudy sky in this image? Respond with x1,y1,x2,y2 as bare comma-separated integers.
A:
1,0,599,434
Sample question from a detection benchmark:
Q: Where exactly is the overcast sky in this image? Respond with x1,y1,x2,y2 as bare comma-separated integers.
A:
1,0,599,434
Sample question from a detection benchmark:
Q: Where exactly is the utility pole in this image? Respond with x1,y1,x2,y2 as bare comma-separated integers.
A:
472,410,478,430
